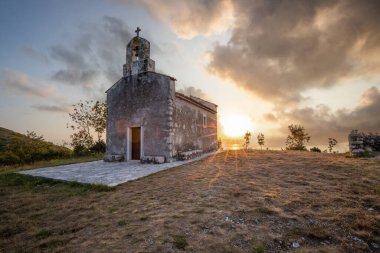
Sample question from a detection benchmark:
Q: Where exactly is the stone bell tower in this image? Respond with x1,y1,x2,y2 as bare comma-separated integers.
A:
123,27,155,77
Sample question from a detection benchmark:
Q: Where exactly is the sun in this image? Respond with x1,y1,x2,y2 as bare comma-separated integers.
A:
221,115,254,138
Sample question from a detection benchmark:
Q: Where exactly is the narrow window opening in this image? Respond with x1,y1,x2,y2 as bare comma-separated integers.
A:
203,115,207,128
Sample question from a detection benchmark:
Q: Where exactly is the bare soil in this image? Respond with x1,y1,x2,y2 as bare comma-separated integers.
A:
1,150,379,252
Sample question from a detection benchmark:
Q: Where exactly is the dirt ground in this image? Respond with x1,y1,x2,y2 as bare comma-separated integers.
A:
1,150,379,253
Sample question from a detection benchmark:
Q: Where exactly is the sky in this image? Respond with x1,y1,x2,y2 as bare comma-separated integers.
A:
1,0,380,151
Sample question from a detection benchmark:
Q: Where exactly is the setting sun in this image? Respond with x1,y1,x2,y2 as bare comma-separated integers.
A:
221,115,254,138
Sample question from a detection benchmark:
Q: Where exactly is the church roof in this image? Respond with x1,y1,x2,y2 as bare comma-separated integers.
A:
175,92,217,114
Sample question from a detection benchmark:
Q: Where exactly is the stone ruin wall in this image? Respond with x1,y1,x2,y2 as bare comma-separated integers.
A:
348,130,380,155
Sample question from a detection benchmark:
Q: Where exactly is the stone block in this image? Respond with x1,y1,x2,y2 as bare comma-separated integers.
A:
104,154,124,162
154,156,165,164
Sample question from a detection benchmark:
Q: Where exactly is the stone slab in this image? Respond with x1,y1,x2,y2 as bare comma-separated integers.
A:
18,152,217,186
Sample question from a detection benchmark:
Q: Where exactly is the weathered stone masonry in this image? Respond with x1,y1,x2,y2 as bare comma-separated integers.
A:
348,130,380,155
105,29,218,162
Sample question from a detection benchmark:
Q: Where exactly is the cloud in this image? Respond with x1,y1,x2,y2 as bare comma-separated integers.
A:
32,104,71,113
52,69,97,87
0,69,57,98
264,86,380,147
207,0,380,102
23,47,50,64
177,86,208,99
49,16,133,89
121,0,234,39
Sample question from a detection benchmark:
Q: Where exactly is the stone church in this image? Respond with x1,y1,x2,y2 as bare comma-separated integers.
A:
104,28,218,162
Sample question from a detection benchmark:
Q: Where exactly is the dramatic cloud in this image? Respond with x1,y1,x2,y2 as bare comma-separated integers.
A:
49,16,133,88
265,86,380,146
0,69,57,98
123,0,234,39
32,104,71,113
208,0,380,102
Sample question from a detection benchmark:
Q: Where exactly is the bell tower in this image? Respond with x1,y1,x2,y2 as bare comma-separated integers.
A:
123,27,155,77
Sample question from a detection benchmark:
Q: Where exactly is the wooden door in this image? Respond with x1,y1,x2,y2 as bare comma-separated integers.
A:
131,127,141,160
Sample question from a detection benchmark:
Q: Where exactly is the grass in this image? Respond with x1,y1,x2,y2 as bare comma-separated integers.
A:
0,173,113,193
0,155,103,174
0,150,379,252
172,235,188,250
252,243,265,253
35,230,52,239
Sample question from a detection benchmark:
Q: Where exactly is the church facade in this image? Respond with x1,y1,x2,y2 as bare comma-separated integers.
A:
104,29,218,162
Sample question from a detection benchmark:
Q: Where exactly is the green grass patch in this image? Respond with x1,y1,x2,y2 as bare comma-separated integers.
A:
35,230,52,239
252,242,265,253
0,173,114,193
255,207,277,215
172,235,188,250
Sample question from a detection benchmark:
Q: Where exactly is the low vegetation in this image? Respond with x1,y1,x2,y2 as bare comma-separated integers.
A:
1,150,379,252
0,127,72,166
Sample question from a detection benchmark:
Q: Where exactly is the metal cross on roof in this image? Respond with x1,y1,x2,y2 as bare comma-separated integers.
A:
135,27,141,37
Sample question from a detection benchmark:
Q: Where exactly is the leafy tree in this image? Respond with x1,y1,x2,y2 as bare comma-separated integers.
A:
67,100,107,152
92,101,107,142
310,147,321,152
243,131,251,150
328,138,338,153
257,133,265,150
285,124,310,151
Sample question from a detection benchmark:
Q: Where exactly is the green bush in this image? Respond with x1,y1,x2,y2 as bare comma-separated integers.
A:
310,147,321,152
90,140,106,153
0,151,20,165
73,145,91,157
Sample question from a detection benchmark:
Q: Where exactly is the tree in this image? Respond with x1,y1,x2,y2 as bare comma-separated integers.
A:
285,124,310,150
257,133,265,150
328,138,338,153
67,100,107,152
91,101,107,142
243,131,251,150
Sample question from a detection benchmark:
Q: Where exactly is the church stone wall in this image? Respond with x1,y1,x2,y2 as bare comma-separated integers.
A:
106,72,173,160
172,97,218,157
348,129,380,155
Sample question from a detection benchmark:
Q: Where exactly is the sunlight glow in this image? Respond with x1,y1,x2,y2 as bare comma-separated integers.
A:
221,115,254,138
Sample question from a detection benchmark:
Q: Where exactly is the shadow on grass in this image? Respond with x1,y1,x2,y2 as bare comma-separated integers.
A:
0,173,114,193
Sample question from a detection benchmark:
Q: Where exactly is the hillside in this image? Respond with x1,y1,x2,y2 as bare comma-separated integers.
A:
0,127,25,152
0,150,379,252
0,127,71,165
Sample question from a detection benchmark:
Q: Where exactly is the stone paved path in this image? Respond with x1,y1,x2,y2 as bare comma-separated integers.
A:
19,152,216,186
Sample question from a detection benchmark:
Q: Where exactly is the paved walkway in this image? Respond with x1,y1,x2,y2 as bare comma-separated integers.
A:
19,152,216,186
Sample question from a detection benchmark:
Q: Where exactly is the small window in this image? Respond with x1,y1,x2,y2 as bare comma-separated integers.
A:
203,115,207,128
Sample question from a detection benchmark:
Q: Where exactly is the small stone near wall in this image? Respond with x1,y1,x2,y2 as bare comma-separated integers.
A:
141,156,166,164
104,154,124,162
178,150,203,161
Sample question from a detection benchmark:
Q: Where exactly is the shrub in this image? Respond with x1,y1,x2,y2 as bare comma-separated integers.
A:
0,151,20,165
90,140,106,153
73,145,91,157
172,235,188,250
310,147,321,152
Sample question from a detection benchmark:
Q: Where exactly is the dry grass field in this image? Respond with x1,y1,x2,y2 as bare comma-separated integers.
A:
1,150,379,252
